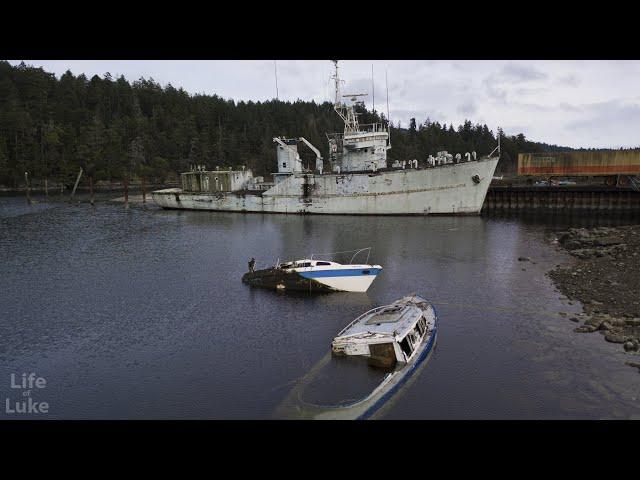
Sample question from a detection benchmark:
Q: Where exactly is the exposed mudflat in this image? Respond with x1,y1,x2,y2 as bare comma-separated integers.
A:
548,225,640,371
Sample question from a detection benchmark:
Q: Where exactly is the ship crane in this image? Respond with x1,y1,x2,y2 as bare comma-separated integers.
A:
299,137,324,175
273,137,300,160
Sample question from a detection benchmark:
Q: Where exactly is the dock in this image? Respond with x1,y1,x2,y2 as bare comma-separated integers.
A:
483,185,640,212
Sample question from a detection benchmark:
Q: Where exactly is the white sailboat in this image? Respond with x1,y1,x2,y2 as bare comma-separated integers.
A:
242,248,382,293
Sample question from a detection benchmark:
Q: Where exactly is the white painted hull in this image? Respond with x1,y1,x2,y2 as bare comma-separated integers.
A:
311,274,378,293
152,158,499,215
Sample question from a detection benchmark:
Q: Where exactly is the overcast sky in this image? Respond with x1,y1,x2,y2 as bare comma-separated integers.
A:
9,60,640,148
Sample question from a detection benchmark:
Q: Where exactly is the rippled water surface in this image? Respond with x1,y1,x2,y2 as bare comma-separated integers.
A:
1,196,639,419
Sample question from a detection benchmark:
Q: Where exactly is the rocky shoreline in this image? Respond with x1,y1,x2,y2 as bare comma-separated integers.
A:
547,225,640,372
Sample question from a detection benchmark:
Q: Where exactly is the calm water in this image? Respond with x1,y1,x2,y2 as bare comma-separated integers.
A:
1,196,639,419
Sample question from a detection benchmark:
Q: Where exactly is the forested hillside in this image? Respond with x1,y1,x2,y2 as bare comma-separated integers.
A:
0,60,574,188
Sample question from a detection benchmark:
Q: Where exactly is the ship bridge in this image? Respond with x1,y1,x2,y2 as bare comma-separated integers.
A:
327,61,391,173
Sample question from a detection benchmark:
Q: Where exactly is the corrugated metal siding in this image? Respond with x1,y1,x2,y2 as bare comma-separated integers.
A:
518,151,640,176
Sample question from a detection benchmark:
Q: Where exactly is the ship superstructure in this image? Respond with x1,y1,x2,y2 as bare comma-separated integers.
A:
326,60,390,174
152,61,500,215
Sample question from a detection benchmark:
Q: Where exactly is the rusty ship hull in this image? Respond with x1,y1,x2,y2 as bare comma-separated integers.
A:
152,157,498,215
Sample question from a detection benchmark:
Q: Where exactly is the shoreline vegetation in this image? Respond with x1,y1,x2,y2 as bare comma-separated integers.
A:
0,60,578,193
548,225,640,372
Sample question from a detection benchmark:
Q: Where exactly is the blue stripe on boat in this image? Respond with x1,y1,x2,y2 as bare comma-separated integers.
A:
358,304,439,420
298,268,381,279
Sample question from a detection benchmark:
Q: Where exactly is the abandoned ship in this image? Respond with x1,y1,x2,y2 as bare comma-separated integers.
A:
152,61,500,215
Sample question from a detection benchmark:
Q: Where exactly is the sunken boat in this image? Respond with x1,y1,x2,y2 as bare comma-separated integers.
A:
274,294,438,420
242,248,382,293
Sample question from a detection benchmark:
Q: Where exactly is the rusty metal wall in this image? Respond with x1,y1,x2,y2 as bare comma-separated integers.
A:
518,151,640,176
483,186,640,211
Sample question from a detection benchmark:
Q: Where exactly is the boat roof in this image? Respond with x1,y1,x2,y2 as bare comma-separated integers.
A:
335,300,430,340
279,259,340,266
279,259,380,268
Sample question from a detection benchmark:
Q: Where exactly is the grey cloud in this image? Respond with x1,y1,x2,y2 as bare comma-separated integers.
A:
483,62,548,102
514,87,548,97
558,74,580,86
457,102,477,116
558,102,582,112
567,100,640,130
344,77,374,96
500,63,547,83
483,77,507,101
564,100,640,147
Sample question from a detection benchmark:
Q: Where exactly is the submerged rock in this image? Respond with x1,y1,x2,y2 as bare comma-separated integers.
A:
604,332,628,344
575,325,597,333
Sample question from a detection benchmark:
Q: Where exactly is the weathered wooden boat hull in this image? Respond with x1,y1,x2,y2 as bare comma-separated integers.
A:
241,268,337,293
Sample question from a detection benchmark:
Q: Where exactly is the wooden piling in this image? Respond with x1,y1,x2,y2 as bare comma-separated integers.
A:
89,175,95,206
124,177,129,209
24,172,32,205
70,167,83,202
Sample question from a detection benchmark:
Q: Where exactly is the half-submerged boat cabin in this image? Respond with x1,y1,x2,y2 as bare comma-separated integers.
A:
332,295,436,367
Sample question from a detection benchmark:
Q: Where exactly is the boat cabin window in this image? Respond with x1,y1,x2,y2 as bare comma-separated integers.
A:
300,262,312,268
399,335,414,358
316,261,331,266
416,318,426,336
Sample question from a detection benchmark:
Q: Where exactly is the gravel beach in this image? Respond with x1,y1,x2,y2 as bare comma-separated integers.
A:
548,225,640,371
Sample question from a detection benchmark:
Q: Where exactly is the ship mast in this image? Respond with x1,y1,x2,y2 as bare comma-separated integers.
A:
331,60,366,135
331,60,341,106
331,60,347,126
